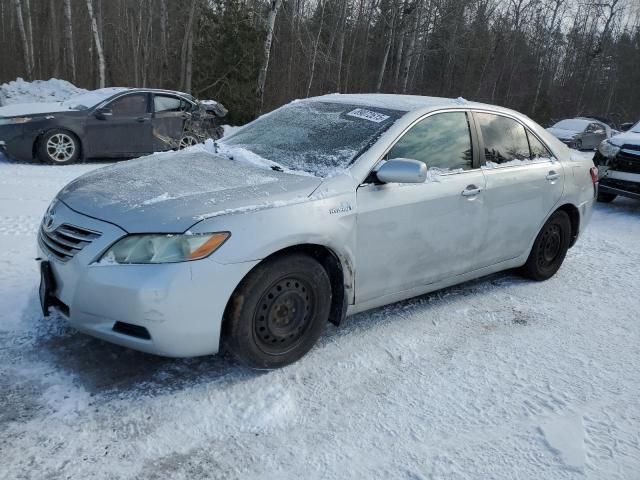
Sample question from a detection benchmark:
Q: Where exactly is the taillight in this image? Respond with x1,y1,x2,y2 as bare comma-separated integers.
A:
589,166,598,184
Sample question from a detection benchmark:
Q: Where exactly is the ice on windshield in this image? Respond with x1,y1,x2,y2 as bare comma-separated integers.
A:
60,87,128,110
221,101,403,177
552,119,590,131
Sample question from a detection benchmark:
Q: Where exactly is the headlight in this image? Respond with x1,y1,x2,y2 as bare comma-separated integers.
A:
97,232,230,264
0,117,32,125
598,140,620,158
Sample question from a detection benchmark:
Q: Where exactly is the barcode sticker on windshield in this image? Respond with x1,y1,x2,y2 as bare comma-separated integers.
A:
347,108,390,123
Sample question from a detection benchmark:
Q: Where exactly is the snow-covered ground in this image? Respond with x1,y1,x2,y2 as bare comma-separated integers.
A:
1,151,639,479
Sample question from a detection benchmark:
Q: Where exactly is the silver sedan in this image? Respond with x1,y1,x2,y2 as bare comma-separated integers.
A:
37,94,597,368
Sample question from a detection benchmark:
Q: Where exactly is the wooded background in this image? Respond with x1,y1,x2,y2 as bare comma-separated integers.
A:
1,0,639,126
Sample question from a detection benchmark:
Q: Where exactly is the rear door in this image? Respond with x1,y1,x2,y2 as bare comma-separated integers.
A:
355,111,489,303
473,111,564,266
84,92,153,157
151,94,193,151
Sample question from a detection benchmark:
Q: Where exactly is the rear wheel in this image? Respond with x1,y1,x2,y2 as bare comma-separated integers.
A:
178,134,199,149
574,139,583,150
521,210,571,281
597,191,617,203
223,254,332,369
38,129,80,165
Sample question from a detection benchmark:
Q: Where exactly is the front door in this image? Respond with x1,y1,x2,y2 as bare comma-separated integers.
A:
84,92,153,157
355,111,488,304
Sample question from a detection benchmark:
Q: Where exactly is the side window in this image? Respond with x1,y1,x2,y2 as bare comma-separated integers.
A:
387,112,473,171
107,94,148,116
476,113,530,165
154,95,182,114
527,131,552,159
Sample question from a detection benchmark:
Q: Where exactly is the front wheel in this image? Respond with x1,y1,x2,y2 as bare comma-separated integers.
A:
223,254,332,369
520,210,571,281
38,129,80,165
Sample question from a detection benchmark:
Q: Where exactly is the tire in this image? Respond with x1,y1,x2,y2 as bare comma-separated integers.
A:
597,191,617,203
37,129,81,165
574,139,582,150
223,254,332,369
521,210,571,281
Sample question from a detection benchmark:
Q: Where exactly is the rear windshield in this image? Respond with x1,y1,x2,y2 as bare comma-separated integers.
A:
221,101,403,177
552,119,589,131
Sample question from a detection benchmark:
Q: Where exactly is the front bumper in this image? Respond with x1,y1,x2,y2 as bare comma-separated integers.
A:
37,201,258,357
0,124,36,161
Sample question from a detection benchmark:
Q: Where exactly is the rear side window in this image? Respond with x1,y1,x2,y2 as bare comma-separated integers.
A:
108,94,148,116
527,131,552,159
154,95,182,113
387,112,473,171
476,113,530,165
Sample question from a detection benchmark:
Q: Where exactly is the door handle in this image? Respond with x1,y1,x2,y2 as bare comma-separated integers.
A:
461,185,483,197
136,117,148,123
546,171,560,181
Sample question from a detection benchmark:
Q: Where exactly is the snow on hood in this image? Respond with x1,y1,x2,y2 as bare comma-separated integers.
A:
58,150,323,233
0,102,76,117
609,128,640,147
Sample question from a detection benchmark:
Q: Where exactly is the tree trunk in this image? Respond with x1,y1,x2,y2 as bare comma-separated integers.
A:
179,0,198,92
399,1,420,93
256,0,283,113
307,0,326,97
86,0,106,88
376,7,396,92
13,0,32,77
63,0,76,83
335,0,348,92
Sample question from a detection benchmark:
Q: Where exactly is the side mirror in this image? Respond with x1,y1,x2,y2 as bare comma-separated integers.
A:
94,107,112,120
375,158,427,184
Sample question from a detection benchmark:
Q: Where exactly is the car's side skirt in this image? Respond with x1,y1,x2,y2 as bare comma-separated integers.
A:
346,253,528,317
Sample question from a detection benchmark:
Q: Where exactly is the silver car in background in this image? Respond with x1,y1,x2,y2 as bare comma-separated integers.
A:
37,94,597,368
547,117,611,150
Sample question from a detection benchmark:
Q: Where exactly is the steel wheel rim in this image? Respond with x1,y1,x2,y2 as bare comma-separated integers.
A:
254,276,314,354
46,133,75,162
538,224,562,268
179,135,198,149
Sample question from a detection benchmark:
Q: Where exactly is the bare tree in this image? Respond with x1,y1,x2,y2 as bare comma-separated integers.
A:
63,0,76,83
256,0,283,112
85,0,106,87
13,0,33,77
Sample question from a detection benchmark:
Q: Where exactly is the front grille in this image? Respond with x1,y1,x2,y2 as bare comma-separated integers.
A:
613,146,640,174
39,223,101,262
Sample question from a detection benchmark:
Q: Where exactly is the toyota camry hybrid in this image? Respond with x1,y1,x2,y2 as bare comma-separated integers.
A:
37,94,597,368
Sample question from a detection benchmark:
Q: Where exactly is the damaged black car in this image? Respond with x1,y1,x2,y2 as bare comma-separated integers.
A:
0,88,227,165
594,120,640,202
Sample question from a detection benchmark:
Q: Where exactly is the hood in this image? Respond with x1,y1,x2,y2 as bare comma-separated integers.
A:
546,127,579,140
609,129,640,147
0,102,75,118
58,151,323,233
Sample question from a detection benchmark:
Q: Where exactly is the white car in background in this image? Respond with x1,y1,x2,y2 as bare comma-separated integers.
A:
37,94,597,368
546,117,611,150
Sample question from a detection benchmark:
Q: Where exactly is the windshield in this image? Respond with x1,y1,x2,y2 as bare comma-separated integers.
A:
221,101,403,177
631,121,640,133
552,119,590,131
60,88,128,110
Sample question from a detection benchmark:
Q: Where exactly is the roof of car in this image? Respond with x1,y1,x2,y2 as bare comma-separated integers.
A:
310,93,488,112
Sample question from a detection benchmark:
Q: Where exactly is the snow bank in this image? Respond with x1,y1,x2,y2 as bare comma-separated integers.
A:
0,77,87,106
